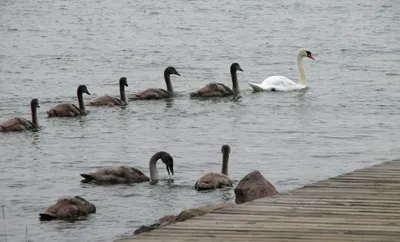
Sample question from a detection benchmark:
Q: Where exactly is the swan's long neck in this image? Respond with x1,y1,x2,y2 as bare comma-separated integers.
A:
221,151,229,176
164,71,173,94
297,54,306,85
149,152,161,182
31,103,39,129
77,90,86,114
230,69,240,94
119,83,127,105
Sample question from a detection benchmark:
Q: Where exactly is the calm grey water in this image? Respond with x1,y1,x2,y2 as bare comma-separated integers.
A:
1,0,399,241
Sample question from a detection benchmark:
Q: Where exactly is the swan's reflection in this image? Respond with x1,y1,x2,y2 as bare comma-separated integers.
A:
165,98,174,108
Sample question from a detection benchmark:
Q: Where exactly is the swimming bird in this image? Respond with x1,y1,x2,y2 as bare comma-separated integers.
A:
195,145,233,191
46,85,91,117
248,48,315,92
0,98,40,132
190,63,243,97
87,77,128,106
130,67,180,100
39,196,96,221
80,151,174,184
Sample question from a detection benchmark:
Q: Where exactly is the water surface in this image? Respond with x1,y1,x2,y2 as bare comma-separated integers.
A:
1,0,399,241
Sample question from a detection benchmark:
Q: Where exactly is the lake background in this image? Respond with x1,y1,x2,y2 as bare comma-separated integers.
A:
0,0,399,241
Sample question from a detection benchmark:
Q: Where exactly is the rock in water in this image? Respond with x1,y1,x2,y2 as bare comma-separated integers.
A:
234,171,279,204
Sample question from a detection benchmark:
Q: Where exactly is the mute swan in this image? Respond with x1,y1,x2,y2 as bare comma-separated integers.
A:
80,151,174,184
88,77,128,106
130,67,180,100
190,63,243,97
248,48,315,92
39,196,96,221
195,145,233,191
47,85,91,117
0,98,40,132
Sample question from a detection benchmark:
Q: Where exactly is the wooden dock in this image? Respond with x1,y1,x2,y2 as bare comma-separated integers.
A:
118,160,400,242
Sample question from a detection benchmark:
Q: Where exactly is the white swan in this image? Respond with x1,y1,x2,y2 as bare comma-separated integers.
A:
248,48,315,92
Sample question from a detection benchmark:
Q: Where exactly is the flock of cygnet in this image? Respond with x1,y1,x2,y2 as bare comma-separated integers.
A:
1,48,314,221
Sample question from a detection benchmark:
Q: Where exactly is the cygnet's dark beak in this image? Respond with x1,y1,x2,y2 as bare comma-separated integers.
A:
37,104,40,108
166,165,174,176
175,72,181,76
238,67,243,72
125,83,129,87
86,91,91,95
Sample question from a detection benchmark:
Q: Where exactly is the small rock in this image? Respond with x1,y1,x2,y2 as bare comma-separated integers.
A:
234,171,279,204
176,203,234,222
134,215,177,235
133,203,234,235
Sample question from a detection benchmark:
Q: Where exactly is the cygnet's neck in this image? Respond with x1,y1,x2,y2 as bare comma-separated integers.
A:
31,102,39,129
149,152,163,182
77,90,86,114
230,69,240,94
119,82,127,105
164,71,173,94
221,151,230,176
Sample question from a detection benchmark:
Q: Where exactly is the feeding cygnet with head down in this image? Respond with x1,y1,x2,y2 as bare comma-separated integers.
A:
80,151,174,184
195,145,233,191
39,196,96,221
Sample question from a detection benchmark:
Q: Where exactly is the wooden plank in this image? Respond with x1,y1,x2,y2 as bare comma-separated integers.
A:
119,232,400,242
118,160,400,242
250,198,400,205
124,227,400,241
193,213,399,225
169,221,400,233
217,205,400,214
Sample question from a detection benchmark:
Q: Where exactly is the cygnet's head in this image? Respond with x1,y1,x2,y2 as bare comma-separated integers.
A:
298,48,315,60
161,152,174,176
221,144,231,154
31,98,40,108
165,66,181,76
78,85,91,95
119,77,128,87
230,63,243,72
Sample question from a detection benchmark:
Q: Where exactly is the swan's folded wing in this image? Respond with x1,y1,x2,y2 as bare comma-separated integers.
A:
0,117,31,131
248,81,275,92
69,104,83,115
88,95,122,106
47,104,81,116
193,83,217,95
119,166,150,181
195,172,232,190
216,83,234,95
133,88,169,99
261,76,298,87
191,83,233,97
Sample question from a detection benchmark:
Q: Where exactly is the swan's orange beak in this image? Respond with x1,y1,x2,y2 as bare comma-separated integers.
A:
308,54,315,60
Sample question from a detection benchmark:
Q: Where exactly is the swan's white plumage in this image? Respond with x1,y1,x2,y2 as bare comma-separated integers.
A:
249,48,313,92
248,76,306,92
